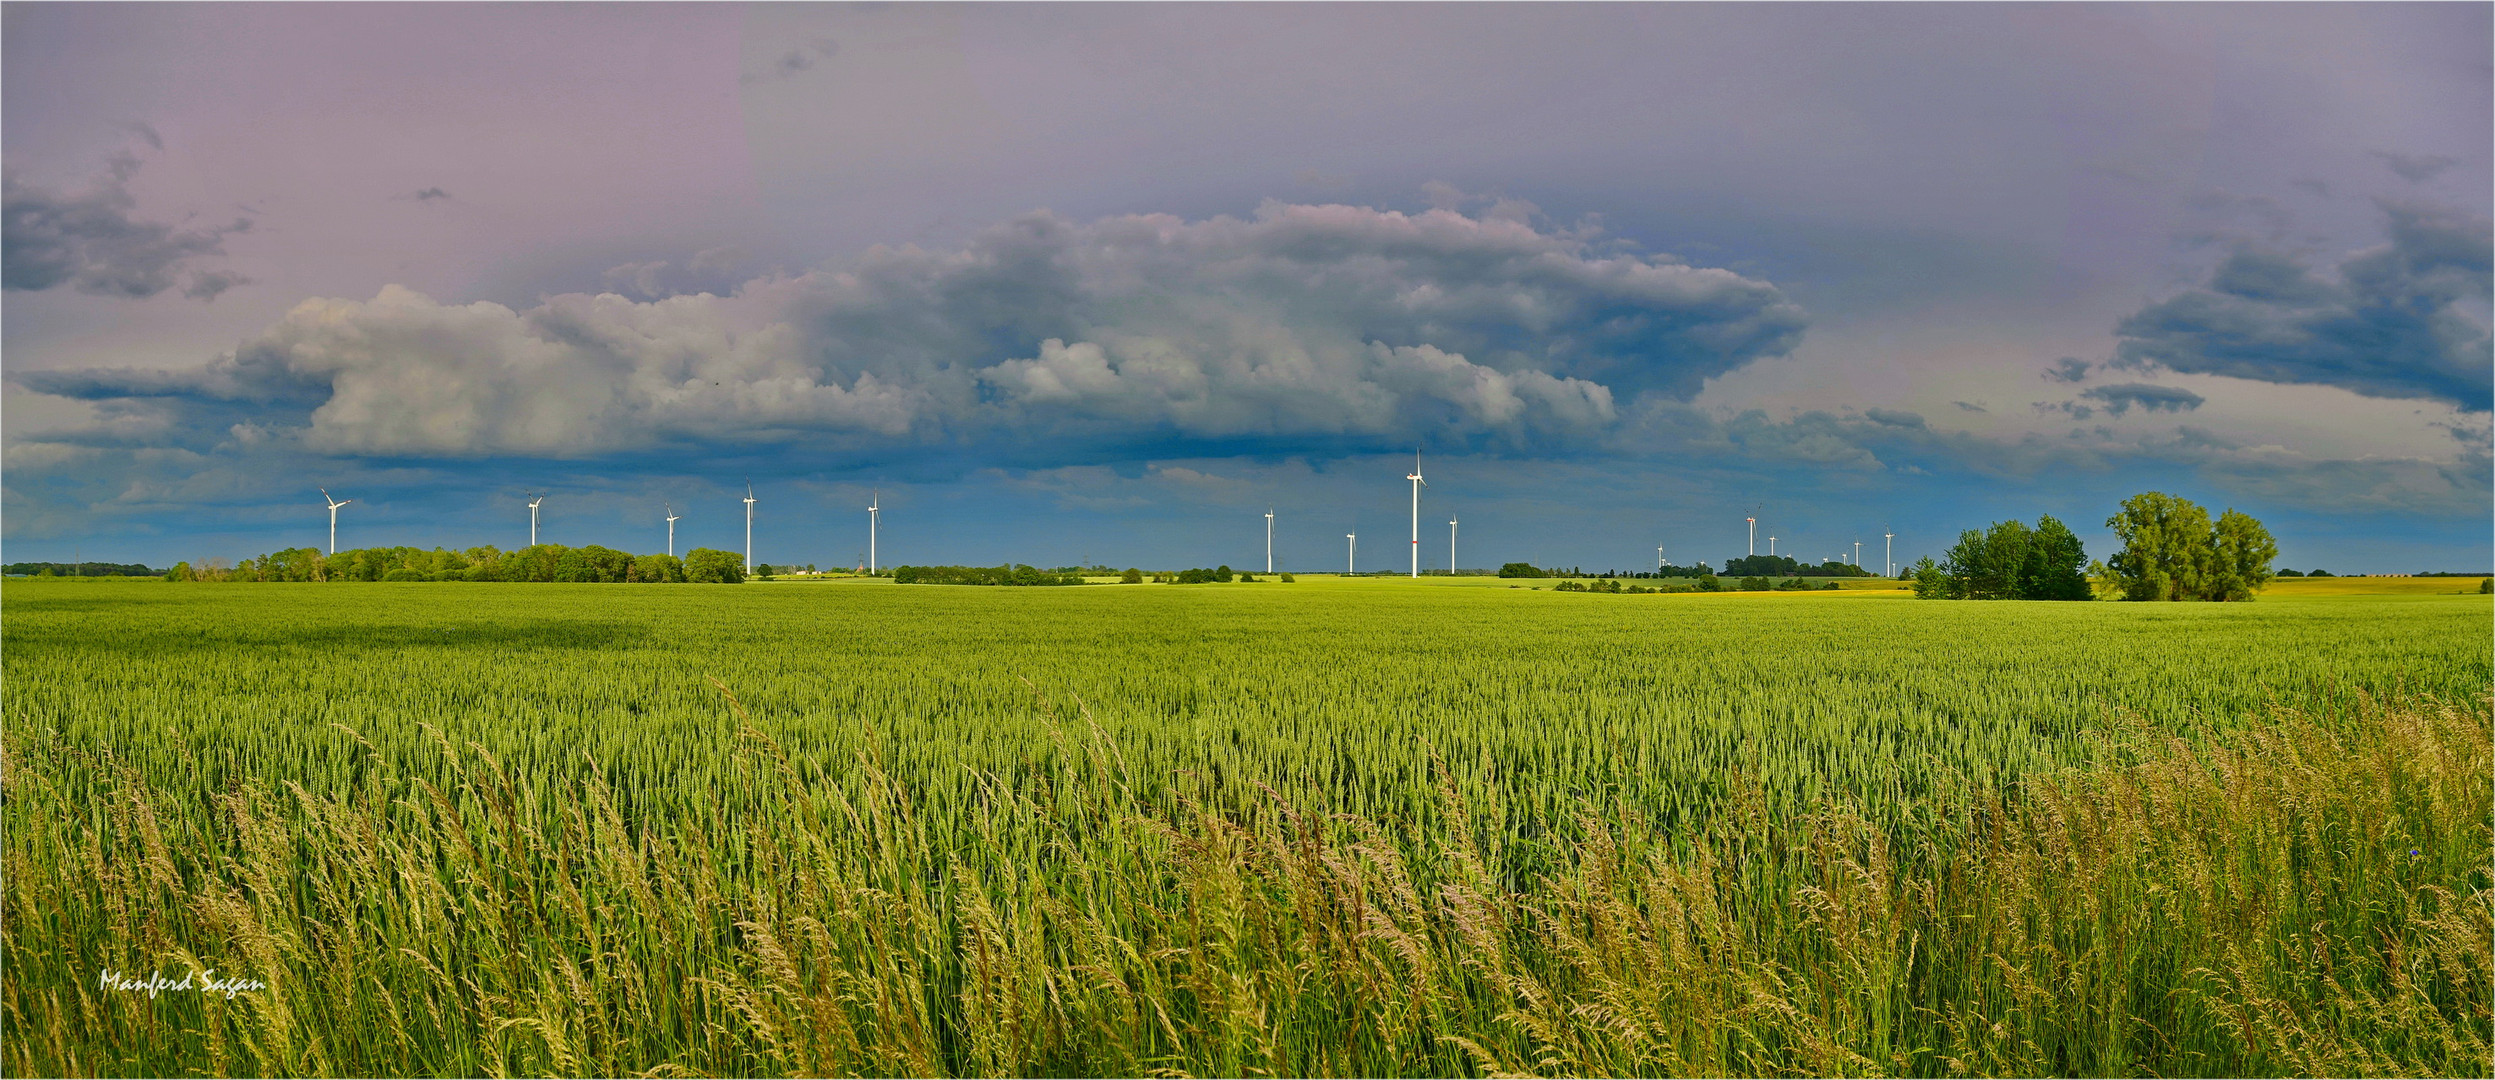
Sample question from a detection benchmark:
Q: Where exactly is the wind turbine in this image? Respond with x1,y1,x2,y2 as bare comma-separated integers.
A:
1448,515,1458,575
1746,510,1757,557
1854,540,1863,567
868,491,880,574
526,494,545,547
320,488,352,554
1346,533,1356,575
1657,545,1665,572
1768,535,1777,557
664,503,680,558
1265,507,1275,574
743,480,757,575
1406,451,1425,578
1884,530,1895,577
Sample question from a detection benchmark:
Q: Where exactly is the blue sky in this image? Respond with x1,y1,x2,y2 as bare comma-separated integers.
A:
5,3,2488,573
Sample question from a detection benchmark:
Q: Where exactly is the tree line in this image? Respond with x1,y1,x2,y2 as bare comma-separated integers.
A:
3,562,161,577
890,564,1085,586
1720,555,1877,578
166,545,748,583
1910,492,2278,602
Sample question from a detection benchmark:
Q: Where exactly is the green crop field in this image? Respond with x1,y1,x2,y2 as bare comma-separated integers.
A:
5,578,2489,1077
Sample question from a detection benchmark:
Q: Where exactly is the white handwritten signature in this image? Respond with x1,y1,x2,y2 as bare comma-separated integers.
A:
99,967,267,1001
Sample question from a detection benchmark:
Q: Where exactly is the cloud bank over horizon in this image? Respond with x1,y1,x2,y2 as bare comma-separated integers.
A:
22,201,1804,461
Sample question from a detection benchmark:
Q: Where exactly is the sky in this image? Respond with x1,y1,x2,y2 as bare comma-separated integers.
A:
5,3,2489,575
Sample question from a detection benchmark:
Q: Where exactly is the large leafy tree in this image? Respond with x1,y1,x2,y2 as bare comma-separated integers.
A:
1941,519,2034,599
2020,515,2092,601
682,548,746,584
1930,515,2092,600
2206,509,2279,602
2105,493,2274,601
2103,492,2211,601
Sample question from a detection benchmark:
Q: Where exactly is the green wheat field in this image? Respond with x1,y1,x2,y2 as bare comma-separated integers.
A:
4,578,2489,1077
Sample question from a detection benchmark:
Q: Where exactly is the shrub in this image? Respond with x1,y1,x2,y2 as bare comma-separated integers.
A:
1121,568,1143,584
382,568,426,582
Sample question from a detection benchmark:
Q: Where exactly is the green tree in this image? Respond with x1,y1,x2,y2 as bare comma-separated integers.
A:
1941,522,2030,599
2205,509,2278,601
683,547,745,584
1497,562,1547,578
2104,492,2213,601
1910,557,1947,599
1120,567,1143,584
2105,493,2277,601
631,553,686,583
2020,515,2092,601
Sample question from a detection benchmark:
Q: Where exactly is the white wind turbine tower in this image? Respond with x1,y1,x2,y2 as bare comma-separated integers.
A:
743,480,757,575
1657,545,1665,572
1884,530,1895,577
867,491,880,574
1448,515,1458,575
1405,451,1425,578
1346,533,1356,575
526,494,545,547
320,488,352,554
1747,511,1757,557
664,503,680,558
1854,540,1863,567
1265,507,1275,574
1769,535,1777,556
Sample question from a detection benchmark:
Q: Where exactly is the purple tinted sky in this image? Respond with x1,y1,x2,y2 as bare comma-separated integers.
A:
5,3,2488,572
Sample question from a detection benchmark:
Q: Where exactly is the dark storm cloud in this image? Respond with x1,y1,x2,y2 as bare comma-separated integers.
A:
2,155,250,300
412,187,450,202
24,200,1805,460
2114,201,2492,411
2043,358,2090,383
2079,383,2205,416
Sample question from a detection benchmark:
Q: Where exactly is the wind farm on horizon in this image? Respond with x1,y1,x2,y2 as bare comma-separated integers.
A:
290,449,1902,585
